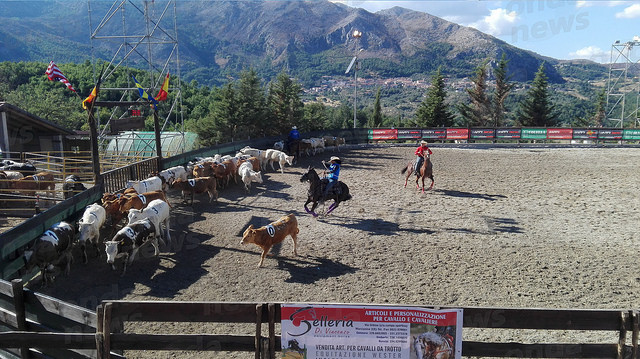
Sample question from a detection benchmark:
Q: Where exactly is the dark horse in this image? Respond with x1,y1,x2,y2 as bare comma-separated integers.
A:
300,166,352,217
401,153,434,193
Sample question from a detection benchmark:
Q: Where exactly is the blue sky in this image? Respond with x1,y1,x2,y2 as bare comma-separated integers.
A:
335,0,640,63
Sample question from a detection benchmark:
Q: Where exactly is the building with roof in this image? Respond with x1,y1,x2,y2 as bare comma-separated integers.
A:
0,102,74,155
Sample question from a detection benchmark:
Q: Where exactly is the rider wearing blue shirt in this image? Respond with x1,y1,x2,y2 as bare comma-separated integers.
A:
322,156,341,199
287,126,300,154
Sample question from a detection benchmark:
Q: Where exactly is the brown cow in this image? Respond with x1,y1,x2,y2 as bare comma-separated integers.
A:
119,190,172,213
171,177,218,205
11,171,55,198
213,160,237,189
192,162,216,178
240,213,299,267
246,157,261,172
101,188,137,204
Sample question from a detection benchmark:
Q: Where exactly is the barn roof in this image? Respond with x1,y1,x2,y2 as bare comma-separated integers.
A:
0,102,73,135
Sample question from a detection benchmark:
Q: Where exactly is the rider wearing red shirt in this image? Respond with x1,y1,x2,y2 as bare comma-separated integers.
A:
414,140,432,174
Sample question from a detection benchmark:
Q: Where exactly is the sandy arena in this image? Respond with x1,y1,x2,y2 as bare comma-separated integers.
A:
35,144,640,358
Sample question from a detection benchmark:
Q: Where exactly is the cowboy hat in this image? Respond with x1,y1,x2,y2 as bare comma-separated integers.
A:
292,126,297,130
330,156,340,162
420,140,428,145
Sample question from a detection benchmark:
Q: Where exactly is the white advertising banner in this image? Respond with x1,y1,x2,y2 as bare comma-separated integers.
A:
281,304,462,359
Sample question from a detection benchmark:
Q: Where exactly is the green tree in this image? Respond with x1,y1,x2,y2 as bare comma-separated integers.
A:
235,68,267,138
267,69,304,136
592,89,606,127
368,87,383,128
492,54,514,127
517,63,558,127
301,102,329,132
415,67,454,127
458,60,491,127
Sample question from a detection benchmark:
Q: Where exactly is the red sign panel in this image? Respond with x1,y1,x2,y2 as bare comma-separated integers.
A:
547,128,573,139
446,128,469,140
371,129,397,140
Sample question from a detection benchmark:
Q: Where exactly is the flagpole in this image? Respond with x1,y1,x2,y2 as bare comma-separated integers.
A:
84,66,106,188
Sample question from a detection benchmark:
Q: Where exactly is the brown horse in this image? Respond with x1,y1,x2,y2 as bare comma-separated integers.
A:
401,153,434,193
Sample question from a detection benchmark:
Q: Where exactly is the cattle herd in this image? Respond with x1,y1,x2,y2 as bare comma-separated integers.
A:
19,136,345,283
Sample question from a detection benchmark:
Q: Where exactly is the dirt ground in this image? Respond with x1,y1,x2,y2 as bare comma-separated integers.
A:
34,144,640,358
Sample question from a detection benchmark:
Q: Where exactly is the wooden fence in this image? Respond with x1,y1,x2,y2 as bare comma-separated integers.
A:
100,157,159,194
0,285,638,359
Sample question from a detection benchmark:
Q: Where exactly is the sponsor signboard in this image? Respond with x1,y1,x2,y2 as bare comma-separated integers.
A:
446,128,469,140
496,128,521,139
421,129,446,140
572,129,598,139
547,128,573,140
470,128,495,139
369,129,398,140
521,128,547,140
598,129,623,140
281,304,463,359
623,129,640,140
397,129,422,140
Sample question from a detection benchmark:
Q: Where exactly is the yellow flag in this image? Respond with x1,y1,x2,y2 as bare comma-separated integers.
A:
82,86,97,110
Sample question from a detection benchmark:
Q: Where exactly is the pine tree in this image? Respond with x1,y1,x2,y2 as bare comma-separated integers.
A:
458,60,491,127
517,63,558,127
415,67,454,127
267,69,304,136
592,89,606,127
369,87,383,128
492,54,514,127
236,68,267,138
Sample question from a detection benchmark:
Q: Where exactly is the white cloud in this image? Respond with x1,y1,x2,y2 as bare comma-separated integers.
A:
468,8,519,37
578,1,626,8
616,3,640,18
569,46,608,62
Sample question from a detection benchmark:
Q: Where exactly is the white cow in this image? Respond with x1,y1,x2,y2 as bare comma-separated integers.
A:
265,149,294,174
308,137,325,154
237,161,263,192
273,140,284,151
239,147,268,171
159,166,188,191
126,176,163,194
127,198,171,247
1,170,24,180
77,203,106,263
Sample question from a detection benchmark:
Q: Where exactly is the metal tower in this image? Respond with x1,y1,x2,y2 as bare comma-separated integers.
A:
87,0,184,161
606,37,640,128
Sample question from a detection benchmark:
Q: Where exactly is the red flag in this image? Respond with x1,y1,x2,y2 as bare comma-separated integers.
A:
155,73,170,101
82,86,97,110
45,61,76,92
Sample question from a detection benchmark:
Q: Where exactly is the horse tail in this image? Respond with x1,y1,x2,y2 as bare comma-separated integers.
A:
400,166,408,175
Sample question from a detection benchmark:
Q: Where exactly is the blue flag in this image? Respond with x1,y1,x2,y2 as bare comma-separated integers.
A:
132,75,158,110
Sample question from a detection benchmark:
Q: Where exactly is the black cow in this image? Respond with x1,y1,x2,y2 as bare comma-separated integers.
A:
63,174,87,199
23,222,75,286
0,160,37,176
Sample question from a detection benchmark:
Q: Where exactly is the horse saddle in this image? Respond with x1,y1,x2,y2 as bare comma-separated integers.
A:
320,179,342,196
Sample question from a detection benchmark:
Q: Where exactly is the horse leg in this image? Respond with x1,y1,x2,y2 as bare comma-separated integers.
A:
326,200,339,215
428,175,434,190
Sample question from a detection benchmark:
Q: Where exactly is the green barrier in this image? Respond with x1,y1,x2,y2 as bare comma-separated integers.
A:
521,128,547,140
623,129,640,140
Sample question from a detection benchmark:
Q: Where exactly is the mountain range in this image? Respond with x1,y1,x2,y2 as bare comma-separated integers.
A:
0,0,607,87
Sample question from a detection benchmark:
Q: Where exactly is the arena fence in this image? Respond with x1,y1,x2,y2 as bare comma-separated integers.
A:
0,283,638,359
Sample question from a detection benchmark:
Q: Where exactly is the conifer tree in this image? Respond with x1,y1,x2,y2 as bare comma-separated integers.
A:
236,68,267,138
458,60,491,127
369,88,383,128
415,67,454,127
492,54,514,127
517,63,558,127
268,69,304,136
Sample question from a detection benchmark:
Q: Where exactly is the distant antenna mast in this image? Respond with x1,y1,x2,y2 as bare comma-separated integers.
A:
606,36,640,128
87,0,184,157
346,30,362,129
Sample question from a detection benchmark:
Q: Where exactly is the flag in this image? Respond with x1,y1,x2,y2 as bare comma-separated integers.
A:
155,73,170,101
82,86,97,110
45,61,76,92
132,75,158,110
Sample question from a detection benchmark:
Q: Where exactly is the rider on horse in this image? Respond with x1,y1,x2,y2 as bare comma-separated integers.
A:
414,140,432,175
321,156,341,200
286,126,300,154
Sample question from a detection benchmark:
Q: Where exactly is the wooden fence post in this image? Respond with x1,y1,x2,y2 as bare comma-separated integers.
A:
633,310,639,359
10,279,28,358
96,304,104,359
102,303,112,359
619,311,628,359
268,303,275,359
255,304,262,359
